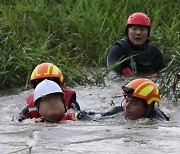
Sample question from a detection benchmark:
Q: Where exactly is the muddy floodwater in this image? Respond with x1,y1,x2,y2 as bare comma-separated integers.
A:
0,79,180,154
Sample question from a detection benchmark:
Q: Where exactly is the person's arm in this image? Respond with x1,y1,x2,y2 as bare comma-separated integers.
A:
102,106,123,116
156,52,165,71
151,106,169,121
87,106,123,117
76,111,97,121
12,105,29,122
151,46,165,71
107,45,126,74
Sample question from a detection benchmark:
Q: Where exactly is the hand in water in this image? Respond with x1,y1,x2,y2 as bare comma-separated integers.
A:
12,115,26,122
76,111,97,122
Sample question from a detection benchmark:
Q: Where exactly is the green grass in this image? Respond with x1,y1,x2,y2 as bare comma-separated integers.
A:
0,0,179,101
159,59,180,103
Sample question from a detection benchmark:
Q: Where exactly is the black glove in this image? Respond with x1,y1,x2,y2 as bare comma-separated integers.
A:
12,115,26,122
76,111,97,121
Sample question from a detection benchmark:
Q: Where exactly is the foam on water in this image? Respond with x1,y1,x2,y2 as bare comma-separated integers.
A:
0,79,179,154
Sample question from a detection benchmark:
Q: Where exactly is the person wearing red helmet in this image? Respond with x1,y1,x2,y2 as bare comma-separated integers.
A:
88,78,169,121
14,62,81,122
107,12,165,77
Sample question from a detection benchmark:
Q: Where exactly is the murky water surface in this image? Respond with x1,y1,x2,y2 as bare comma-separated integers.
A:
0,80,179,154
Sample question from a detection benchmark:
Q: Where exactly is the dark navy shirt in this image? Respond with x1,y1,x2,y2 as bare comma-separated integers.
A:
107,39,165,74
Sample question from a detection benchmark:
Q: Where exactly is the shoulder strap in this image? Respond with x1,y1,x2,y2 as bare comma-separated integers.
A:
115,39,131,54
26,93,35,108
62,89,75,107
26,93,39,118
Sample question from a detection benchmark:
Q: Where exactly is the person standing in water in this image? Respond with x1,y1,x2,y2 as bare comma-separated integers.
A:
107,12,165,76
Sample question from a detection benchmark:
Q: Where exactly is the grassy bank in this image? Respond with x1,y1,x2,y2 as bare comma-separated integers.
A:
0,0,179,100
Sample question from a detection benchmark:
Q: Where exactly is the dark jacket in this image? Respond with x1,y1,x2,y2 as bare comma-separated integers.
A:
107,39,165,74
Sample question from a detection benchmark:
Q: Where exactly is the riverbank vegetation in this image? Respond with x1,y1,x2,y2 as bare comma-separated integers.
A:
0,0,179,102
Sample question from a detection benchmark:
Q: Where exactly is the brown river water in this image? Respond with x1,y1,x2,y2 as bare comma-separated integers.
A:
0,79,179,154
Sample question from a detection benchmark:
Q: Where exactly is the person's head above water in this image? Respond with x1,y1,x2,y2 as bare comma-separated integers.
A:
34,79,66,122
122,78,160,120
30,62,64,89
126,12,151,47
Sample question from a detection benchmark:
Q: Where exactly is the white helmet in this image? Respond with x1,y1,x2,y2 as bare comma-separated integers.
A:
34,79,64,106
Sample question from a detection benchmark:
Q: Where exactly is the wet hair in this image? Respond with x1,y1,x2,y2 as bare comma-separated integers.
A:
31,77,60,89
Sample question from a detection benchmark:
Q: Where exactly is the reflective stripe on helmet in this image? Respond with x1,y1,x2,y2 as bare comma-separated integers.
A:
138,85,154,96
147,97,160,106
52,65,59,75
60,73,64,83
123,78,160,106
30,62,65,87
43,64,51,75
35,67,41,77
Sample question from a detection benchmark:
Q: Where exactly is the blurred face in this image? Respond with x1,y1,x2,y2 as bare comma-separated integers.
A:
39,93,65,122
123,96,146,120
128,25,148,46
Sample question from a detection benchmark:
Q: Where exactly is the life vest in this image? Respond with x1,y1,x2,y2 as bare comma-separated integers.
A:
63,89,74,107
57,112,76,122
26,89,75,119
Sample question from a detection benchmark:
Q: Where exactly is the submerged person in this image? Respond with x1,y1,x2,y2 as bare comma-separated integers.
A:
107,12,165,76
89,78,169,121
14,62,81,122
33,79,91,123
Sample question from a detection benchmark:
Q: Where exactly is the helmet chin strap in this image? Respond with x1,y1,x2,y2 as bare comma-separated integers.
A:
121,97,126,109
143,104,153,118
37,106,40,118
142,105,148,117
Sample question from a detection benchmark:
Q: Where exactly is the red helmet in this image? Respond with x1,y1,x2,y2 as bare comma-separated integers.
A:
126,12,151,27
126,12,151,36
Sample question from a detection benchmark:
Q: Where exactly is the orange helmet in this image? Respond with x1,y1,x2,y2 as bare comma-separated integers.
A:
122,78,160,106
30,63,64,87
